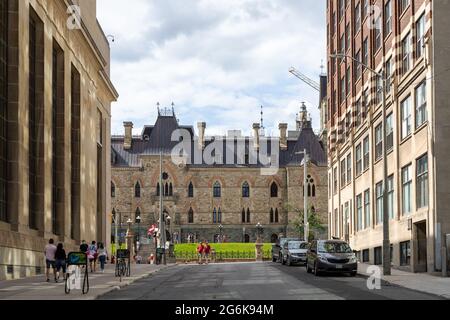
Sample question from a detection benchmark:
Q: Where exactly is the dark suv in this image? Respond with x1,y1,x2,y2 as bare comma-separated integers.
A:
306,240,358,277
272,238,301,263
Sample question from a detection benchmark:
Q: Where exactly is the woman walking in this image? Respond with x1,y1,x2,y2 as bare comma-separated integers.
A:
87,241,98,273
55,243,67,283
97,242,108,273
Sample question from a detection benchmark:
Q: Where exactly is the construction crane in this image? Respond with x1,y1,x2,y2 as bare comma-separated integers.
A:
289,67,320,92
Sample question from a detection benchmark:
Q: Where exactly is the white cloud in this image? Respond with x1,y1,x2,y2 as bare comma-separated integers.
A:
97,0,326,136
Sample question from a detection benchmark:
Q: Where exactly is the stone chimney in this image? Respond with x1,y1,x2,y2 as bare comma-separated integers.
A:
123,121,133,150
252,123,261,150
279,123,288,150
197,122,206,150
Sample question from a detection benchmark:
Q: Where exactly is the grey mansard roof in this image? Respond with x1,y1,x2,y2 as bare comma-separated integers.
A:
111,113,326,169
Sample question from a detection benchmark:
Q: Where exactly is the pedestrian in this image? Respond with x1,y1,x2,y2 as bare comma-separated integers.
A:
80,240,88,253
55,243,67,282
197,241,204,264
204,241,211,265
44,239,57,283
87,241,98,273
97,242,108,273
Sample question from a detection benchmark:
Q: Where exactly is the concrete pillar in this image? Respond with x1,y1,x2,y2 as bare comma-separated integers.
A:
252,123,260,150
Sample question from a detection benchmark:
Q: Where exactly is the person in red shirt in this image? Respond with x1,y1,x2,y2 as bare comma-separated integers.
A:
204,241,211,265
197,242,204,264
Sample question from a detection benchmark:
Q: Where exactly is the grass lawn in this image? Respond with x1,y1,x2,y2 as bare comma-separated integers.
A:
175,243,272,254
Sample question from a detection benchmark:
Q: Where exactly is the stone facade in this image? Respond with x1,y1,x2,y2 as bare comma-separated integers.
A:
0,0,118,280
111,108,328,245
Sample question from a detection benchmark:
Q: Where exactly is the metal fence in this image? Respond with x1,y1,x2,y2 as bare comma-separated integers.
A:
175,249,272,262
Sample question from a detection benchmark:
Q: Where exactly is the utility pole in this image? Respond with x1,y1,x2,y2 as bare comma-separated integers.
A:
296,149,309,242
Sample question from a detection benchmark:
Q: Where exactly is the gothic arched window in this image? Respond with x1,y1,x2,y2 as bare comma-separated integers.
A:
156,183,160,196
188,208,194,224
246,209,251,223
270,208,274,223
188,182,194,198
111,182,116,198
164,183,169,196
112,208,116,222
242,181,250,198
242,209,246,223
275,208,279,223
218,208,222,223
213,181,221,198
213,208,217,223
135,181,141,198
270,182,278,198
169,183,173,196
305,175,316,198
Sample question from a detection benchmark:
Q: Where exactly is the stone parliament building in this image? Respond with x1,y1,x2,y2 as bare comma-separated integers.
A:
111,105,328,244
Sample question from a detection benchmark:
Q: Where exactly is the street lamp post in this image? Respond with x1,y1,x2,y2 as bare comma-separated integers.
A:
219,224,224,243
296,149,310,242
330,53,391,276
136,215,141,253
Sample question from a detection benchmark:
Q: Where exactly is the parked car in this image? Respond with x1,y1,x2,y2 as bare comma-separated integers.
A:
282,241,309,266
306,240,358,277
272,238,301,263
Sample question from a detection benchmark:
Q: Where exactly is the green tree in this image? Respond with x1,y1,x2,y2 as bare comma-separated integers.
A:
285,204,326,241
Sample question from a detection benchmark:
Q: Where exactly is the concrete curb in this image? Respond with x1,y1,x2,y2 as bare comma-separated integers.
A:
92,264,176,300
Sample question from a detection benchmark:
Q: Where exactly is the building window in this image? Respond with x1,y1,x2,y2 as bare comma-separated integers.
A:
416,154,429,209
242,208,246,223
188,182,194,198
402,33,411,75
213,208,217,224
363,89,369,119
275,208,279,223
0,0,8,222
375,182,383,225
305,175,316,197
376,75,383,105
111,182,116,198
340,159,346,188
362,249,370,263
71,65,81,240
355,2,361,33
270,209,274,223
387,175,394,220
169,183,173,197
270,182,278,198
374,17,382,51
355,50,362,80
242,181,250,198
402,164,412,215
399,0,410,15
386,58,392,94
415,81,427,128
333,167,338,195
246,208,251,224
188,208,194,224
156,183,160,197
386,113,394,151
357,194,363,231
135,182,141,198
400,241,411,266
375,124,383,161
363,136,370,171
364,189,370,229
384,0,392,36
29,10,45,231
374,247,382,265
340,76,346,103
401,96,412,139
362,37,368,66
213,181,221,198
355,144,362,177
416,14,426,59
346,154,352,184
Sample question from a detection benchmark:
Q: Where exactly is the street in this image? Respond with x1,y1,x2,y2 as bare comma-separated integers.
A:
98,262,443,300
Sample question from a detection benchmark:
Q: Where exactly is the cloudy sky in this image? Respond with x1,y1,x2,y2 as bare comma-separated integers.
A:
97,0,326,137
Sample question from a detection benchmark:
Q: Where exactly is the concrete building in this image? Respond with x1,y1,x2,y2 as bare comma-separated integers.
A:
111,105,328,246
326,0,450,273
0,0,118,280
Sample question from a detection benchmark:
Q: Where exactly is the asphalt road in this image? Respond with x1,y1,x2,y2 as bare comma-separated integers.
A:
99,262,443,300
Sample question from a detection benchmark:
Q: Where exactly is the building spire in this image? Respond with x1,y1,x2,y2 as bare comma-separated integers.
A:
260,105,265,136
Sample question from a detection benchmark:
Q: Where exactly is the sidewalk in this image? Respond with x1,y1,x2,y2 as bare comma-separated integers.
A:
0,263,174,300
358,263,450,299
